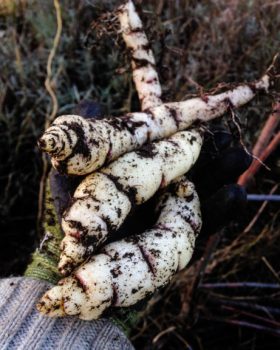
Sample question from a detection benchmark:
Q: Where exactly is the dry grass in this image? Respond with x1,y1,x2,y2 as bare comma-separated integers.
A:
0,0,280,348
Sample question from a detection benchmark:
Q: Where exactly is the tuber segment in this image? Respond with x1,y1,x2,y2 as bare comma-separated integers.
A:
117,0,162,110
37,179,201,320
58,129,202,275
38,54,280,176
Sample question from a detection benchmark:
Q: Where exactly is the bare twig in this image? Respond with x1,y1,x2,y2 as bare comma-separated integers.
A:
238,102,280,187
180,230,223,319
222,305,280,328
202,317,280,336
44,0,62,129
252,102,280,157
200,282,280,289
262,257,280,283
243,184,278,233
152,326,176,344
37,0,62,236
251,131,280,171
213,298,280,315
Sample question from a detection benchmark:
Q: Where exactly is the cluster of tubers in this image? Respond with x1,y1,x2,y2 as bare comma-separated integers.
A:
39,180,201,320
37,0,280,320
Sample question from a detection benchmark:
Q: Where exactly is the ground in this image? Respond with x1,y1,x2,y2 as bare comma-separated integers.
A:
0,0,280,349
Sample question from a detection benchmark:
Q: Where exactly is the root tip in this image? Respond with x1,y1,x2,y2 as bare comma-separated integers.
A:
37,286,65,317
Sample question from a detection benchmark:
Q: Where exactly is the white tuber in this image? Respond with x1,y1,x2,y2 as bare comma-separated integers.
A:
117,0,162,110
38,53,280,175
37,179,201,320
58,129,202,275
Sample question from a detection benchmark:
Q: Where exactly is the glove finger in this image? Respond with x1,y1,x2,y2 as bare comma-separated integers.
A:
49,169,80,222
203,125,233,153
107,196,158,242
200,184,247,236
193,147,252,198
209,126,233,151
194,125,233,170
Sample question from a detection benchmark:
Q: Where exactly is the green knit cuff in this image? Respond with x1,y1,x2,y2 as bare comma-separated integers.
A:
24,250,61,285
24,179,63,284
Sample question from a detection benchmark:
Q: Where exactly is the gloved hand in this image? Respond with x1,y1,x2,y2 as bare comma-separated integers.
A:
25,101,252,330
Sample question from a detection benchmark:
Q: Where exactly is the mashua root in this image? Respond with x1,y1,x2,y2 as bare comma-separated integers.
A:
37,179,201,320
58,129,202,275
38,53,280,175
117,0,162,110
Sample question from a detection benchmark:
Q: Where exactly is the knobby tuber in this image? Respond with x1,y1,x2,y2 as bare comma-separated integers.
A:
37,179,201,320
38,54,279,176
118,0,162,110
59,129,202,274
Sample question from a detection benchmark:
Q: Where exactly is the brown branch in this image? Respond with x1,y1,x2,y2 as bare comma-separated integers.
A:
44,0,62,129
252,103,280,157
37,0,62,236
243,131,280,186
238,102,280,187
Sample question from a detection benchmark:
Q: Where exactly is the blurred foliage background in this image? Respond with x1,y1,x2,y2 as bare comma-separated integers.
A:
0,0,280,349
